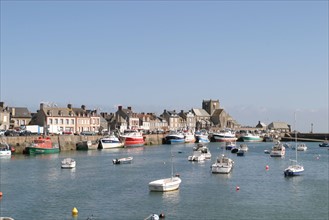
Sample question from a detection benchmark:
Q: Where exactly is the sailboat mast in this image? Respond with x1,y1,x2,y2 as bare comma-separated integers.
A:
294,112,297,162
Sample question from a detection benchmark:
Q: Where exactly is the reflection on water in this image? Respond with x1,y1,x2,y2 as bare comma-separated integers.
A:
161,189,181,204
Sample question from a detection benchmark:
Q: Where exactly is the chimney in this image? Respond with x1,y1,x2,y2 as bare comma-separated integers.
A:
40,103,44,110
68,104,72,109
81,105,86,110
0,102,4,108
12,108,15,116
118,106,122,110
128,106,132,111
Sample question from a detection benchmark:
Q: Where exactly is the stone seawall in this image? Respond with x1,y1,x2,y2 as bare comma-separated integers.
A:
2,134,166,154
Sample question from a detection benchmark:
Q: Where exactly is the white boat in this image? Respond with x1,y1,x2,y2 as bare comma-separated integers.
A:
239,144,248,152
210,129,237,142
292,143,307,151
188,150,206,162
192,143,211,159
270,141,286,157
284,113,304,177
113,156,133,164
149,148,181,192
99,133,124,149
211,154,234,174
61,158,76,169
0,141,11,157
184,132,196,143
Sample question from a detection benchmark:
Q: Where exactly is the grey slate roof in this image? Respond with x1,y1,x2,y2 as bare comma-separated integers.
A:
192,108,210,117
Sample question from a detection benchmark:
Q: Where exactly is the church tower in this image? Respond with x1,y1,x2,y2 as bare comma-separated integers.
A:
202,99,220,115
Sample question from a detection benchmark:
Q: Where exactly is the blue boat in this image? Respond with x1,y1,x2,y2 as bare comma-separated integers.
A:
319,140,329,147
164,131,185,145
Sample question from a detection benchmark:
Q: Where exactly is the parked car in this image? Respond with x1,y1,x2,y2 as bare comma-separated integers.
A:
19,130,32,136
5,130,20,136
0,129,6,136
80,131,96,136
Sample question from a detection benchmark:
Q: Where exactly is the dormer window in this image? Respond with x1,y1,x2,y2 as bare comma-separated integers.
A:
69,111,72,116
47,110,50,116
58,110,62,116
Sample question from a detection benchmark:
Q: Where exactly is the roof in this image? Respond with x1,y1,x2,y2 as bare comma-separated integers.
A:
268,122,289,129
192,108,210,117
9,107,31,118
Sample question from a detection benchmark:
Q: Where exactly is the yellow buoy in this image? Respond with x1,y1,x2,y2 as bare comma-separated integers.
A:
72,207,78,216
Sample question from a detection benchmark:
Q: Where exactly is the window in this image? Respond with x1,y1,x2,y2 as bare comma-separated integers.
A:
55,119,58,124
60,119,63,124
66,119,69,125
71,119,74,125
49,119,53,124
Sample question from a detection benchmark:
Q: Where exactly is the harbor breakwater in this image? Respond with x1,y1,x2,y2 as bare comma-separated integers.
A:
1,134,166,154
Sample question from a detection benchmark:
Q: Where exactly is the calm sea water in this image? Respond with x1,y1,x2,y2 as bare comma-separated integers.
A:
0,142,328,220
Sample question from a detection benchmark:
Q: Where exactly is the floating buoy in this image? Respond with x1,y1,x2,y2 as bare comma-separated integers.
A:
266,165,269,170
159,212,165,218
72,207,78,216
236,186,240,191
0,192,3,197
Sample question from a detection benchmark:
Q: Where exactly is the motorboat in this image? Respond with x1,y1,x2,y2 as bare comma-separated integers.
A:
192,143,211,159
239,144,248,152
211,154,234,174
236,149,244,156
270,141,285,157
112,156,133,164
210,129,237,142
163,131,185,145
99,133,124,149
292,143,307,151
319,140,329,147
188,150,206,162
61,158,76,169
0,141,11,157
184,132,196,143
225,141,236,150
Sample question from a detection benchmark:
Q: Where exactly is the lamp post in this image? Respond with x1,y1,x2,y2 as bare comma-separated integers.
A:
311,123,313,133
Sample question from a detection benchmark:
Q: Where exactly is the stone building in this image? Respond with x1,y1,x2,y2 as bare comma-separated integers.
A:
0,102,10,130
178,110,196,131
161,110,183,131
191,108,212,130
115,106,139,132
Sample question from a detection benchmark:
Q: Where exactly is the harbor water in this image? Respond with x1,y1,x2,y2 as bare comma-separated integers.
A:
0,142,328,219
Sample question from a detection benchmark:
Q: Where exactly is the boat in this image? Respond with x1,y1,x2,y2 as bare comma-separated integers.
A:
194,130,210,143
211,154,234,174
225,141,236,150
241,133,263,142
236,149,244,156
120,130,145,147
163,131,185,145
270,141,285,157
76,140,99,150
284,113,304,177
0,141,11,157
149,148,181,192
187,150,206,162
24,137,60,155
292,143,307,151
98,133,124,149
210,129,237,142
193,143,211,159
184,131,196,143
113,156,133,164
239,144,248,152
319,140,329,147
61,158,76,169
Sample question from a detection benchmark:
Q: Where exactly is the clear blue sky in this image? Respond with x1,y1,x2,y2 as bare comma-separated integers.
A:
1,1,328,132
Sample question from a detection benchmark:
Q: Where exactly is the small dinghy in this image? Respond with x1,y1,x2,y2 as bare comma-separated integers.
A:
113,156,133,164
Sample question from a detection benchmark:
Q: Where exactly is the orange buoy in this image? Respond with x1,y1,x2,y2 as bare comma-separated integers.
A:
0,192,3,197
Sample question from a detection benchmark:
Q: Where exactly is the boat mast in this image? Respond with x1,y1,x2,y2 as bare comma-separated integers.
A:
294,112,297,163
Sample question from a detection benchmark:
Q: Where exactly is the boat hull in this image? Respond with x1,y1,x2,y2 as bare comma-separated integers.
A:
124,138,145,147
27,147,60,154
211,136,237,143
148,177,181,192
242,137,263,142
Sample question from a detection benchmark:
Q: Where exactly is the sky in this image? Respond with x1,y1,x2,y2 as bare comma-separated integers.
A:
1,1,328,133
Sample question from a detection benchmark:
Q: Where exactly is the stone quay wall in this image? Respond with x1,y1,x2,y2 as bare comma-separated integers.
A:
2,134,166,154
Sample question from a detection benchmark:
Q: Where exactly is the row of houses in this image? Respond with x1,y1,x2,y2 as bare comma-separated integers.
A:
0,100,290,134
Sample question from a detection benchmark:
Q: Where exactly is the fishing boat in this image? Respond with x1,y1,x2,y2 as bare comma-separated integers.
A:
120,130,145,147
163,131,185,145
194,130,210,143
61,158,76,169
241,133,263,142
149,148,181,192
284,113,304,177
112,156,133,164
210,129,237,142
184,131,196,143
270,141,285,157
25,137,60,155
99,133,124,149
225,141,236,150
292,143,307,151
